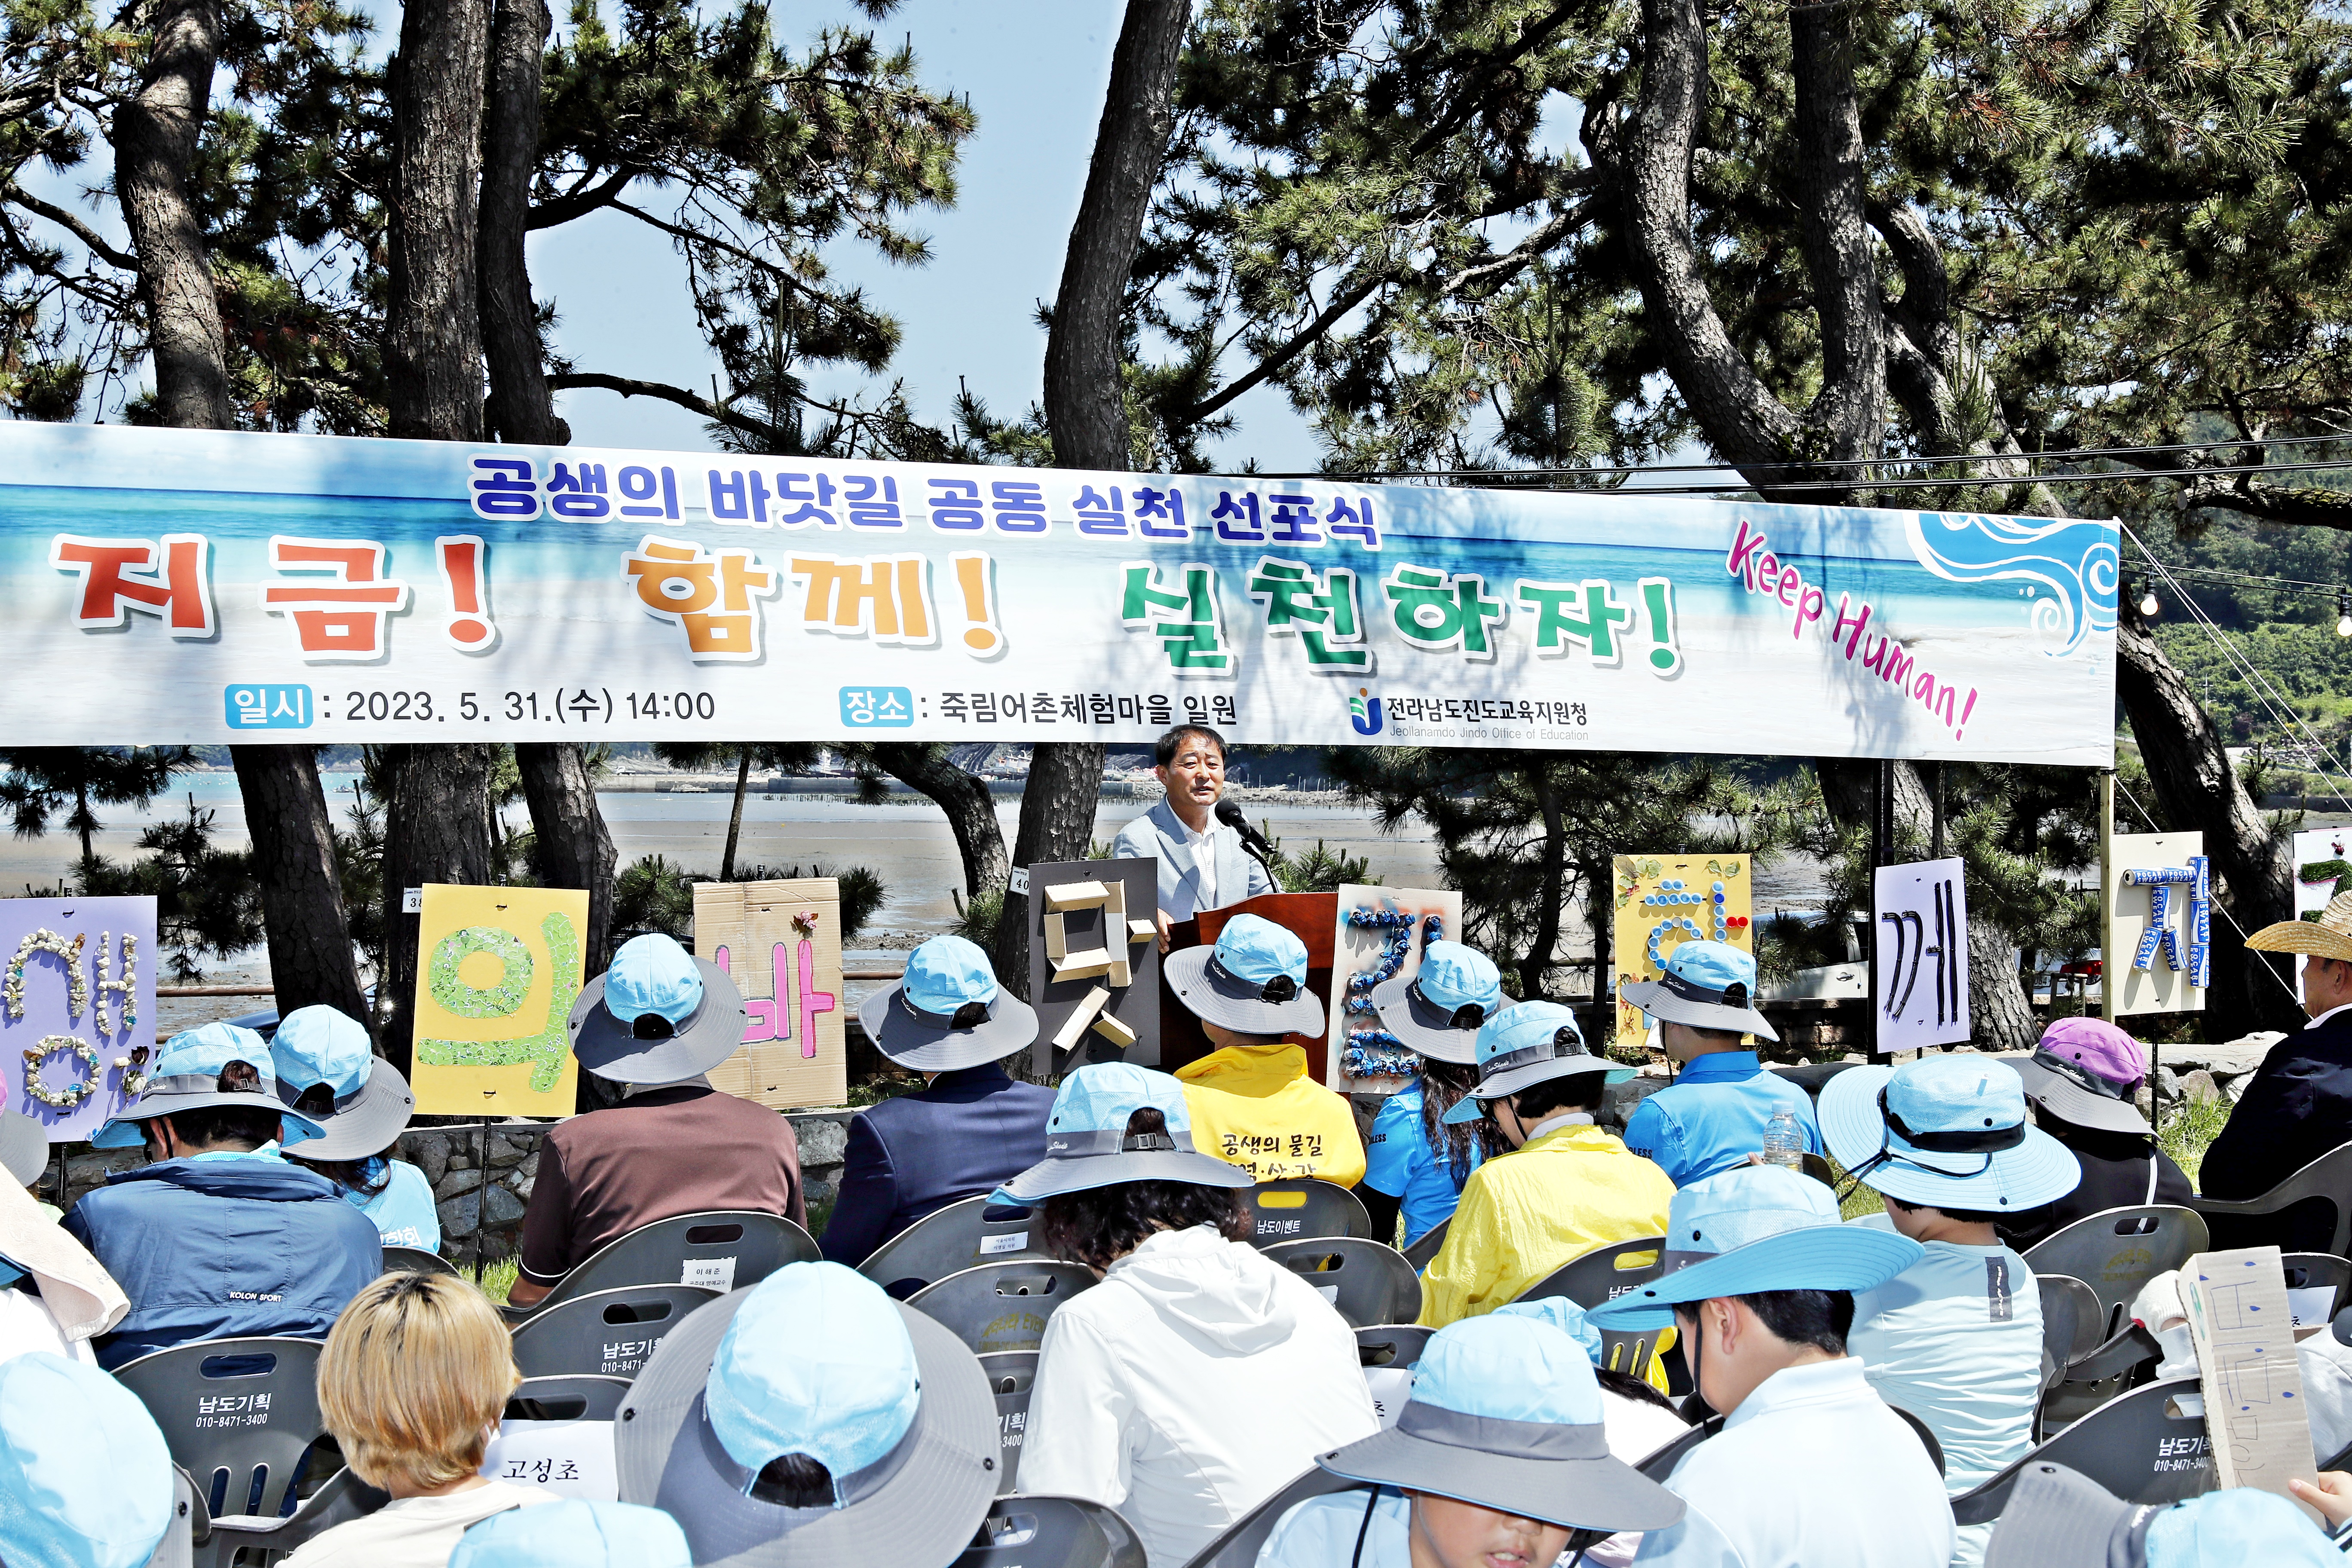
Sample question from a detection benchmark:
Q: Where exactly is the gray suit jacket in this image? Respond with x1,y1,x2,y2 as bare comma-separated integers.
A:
1112,797,1276,920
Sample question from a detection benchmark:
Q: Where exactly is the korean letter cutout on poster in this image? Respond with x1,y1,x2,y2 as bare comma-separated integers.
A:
2107,832,2208,1017
693,879,845,1111
410,885,587,1116
1613,855,1753,1054
1327,884,1461,1091
1873,858,1972,1054
0,896,158,1140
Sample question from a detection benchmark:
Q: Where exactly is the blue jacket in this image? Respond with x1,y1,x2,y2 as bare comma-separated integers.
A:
1621,1051,1822,1187
63,1155,383,1369
818,1064,1057,1267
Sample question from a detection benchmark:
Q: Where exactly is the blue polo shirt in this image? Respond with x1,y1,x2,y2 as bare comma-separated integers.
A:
1621,1052,1821,1186
1362,1082,1484,1247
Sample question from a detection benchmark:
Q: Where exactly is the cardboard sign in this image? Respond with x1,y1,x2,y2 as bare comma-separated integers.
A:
409,885,588,1116
1613,854,1753,1053
0,896,159,1141
1027,858,1159,1076
2181,1246,2321,1522
694,879,846,1110
1872,858,1972,1053
2108,832,2208,1017
1327,884,1463,1091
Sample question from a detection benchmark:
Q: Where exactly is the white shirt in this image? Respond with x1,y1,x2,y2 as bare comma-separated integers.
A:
1177,812,1220,913
2309,1002,2352,1031
1635,1358,1953,1568
1021,1225,1378,1567
278,1482,554,1566
0,1287,96,1368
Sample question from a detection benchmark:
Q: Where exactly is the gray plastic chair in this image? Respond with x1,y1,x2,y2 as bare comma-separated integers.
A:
1513,1235,1669,1379
379,1245,456,1277
509,1283,720,1381
1261,1237,1423,1329
1401,1216,1449,1271
171,1464,388,1568
509,1210,818,1321
507,1374,633,1422
1176,1466,1364,1568
2020,1205,2210,1342
2190,1140,2352,1257
113,1336,333,1527
1243,1179,1372,1248
2283,1252,2352,1322
141,1467,201,1568
907,1261,1097,1354
2034,1274,2103,1441
956,1495,1148,1568
1354,1323,1433,1368
977,1350,1036,1495
858,1196,1054,1297
1951,1377,2214,1525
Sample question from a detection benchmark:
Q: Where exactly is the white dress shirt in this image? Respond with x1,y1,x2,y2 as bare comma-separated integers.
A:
1178,812,1220,913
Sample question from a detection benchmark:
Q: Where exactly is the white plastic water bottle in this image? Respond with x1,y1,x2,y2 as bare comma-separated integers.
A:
1760,1102,1804,1169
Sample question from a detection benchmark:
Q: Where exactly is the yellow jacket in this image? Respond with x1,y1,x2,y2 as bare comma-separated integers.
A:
1417,1121,1675,1328
1176,1044,1368,1186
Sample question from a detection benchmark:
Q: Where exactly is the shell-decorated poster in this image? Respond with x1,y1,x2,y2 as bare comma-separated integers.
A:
410,884,587,1115
1612,854,1753,1053
0,896,159,1142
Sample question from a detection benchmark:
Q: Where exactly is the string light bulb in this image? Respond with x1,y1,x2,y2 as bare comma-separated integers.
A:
2337,593,2350,638
2139,585,2160,617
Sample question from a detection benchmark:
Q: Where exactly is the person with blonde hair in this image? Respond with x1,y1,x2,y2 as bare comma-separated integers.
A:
282,1273,552,1566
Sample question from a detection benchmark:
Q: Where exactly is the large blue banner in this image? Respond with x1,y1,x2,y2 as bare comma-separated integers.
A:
0,424,2116,763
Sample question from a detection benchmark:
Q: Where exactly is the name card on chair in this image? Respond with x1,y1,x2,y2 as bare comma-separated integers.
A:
480,1418,619,1501
2182,1246,2322,1522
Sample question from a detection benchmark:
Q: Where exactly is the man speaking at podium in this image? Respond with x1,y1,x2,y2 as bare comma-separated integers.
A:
1114,724,1277,950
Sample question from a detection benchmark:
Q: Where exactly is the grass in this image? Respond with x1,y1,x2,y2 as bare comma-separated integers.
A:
463,1257,518,1305
2159,1094,2232,1187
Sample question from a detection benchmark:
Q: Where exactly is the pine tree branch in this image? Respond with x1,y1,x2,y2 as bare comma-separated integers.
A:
0,183,136,270
546,370,785,444
526,165,638,230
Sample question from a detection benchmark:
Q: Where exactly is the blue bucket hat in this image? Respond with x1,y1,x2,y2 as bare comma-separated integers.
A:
1370,940,1503,1065
856,935,1038,1073
1313,1314,1685,1533
0,1352,175,1568
91,1020,325,1149
1165,913,1326,1036
1819,1055,2081,1213
270,1005,415,1163
567,933,748,1085
1494,1297,1608,1366
616,1262,998,1568
1586,1165,1923,1332
1986,1462,2340,1568
1618,939,1777,1041
991,1061,1255,1204
451,1500,691,1568
1442,1002,1635,1125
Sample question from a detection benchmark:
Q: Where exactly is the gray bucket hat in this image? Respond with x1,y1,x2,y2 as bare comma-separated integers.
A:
1165,913,1326,1037
270,1006,416,1162
1440,1003,1635,1126
568,934,748,1084
616,1263,998,1568
1370,941,1503,1065
990,1062,1254,1205
89,1022,325,1150
0,1106,44,1188
1617,940,1778,1041
854,936,1037,1073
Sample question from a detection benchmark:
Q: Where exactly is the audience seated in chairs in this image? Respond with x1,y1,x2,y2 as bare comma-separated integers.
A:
822,935,1056,1266
450,1498,690,1568
2131,1265,2352,1469
0,1351,174,1568
1822,1054,2081,1568
996,1062,1377,1565
1360,941,1507,1250
2200,893,2352,1211
1415,1003,1673,1335
64,1022,380,1369
2001,1019,2193,1252
0,1102,128,1366
1989,1461,2346,1566
271,1004,439,1252
282,1272,550,1566
1167,915,1367,1187
1254,1311,1686,1568
1619,942,1823,1187
1587,1165,1951,1568
510,934,805,1310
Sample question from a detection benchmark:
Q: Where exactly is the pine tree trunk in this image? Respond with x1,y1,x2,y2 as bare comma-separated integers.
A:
722,751,751,882
478,0,567,445
380,745,499,1072
233,747,369,1028
514,743,616,978
385,0,490,442
1521,767,1568,1002
861,744,1008,898
994,744,1107,1003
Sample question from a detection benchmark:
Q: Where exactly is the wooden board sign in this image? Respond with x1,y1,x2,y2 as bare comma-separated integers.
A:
2108,831,2208,1017
694,879,846,1110
1027,858,1160,1076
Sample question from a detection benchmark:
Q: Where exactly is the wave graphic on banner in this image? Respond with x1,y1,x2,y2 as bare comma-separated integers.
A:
1900,510,2118,655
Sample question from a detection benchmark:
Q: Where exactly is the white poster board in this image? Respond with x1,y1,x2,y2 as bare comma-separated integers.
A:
2288,827,2348,988
2107,832,2208,1017
479,1418,619,1501
1872,858,1971,1053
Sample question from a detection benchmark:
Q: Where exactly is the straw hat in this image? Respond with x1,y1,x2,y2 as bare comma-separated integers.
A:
2246,890,2352,962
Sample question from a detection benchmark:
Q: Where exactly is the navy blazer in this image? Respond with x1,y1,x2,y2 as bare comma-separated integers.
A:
2200,1008,2352,1203
818,1064,1058,1267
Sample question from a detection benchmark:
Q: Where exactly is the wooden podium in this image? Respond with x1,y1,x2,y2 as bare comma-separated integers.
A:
1161,891,1338,1079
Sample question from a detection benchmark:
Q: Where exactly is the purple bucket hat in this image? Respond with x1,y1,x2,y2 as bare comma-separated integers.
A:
2011,1018,2151,1135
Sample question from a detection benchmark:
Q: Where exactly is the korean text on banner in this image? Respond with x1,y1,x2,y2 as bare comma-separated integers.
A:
408,885,587,1117
1872,858,1972,1054
2,423,2118,762
0,896,158,1141
692,879,845,1111
1614,855,1752,1054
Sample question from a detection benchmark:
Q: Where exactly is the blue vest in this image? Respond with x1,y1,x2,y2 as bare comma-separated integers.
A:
818,1064,1057,1268
1620,1052,1822,1186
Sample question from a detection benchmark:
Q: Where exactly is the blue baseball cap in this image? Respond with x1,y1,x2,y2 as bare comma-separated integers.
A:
270,1006,416,1163
450,1500,690,1568
1619,939,1778,1041
856,935,1037,1073
1586,1165,1923,1332
1442,1001,1635,1124
1165,913,1326,1036
0,1352,175,1568
1987,1463,2341,1568
615,1262,999,1568
992,1061,1253,1204
1820,1055,2082,1212
1314,1314,1685,1533
568,933,748,1085
91,1020,325,1149
1371,940,1503,1064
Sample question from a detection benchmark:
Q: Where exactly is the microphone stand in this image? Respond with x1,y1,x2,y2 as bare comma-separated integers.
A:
1216,801,1285,893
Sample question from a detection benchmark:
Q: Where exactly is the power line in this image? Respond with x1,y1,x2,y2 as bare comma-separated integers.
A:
1263,455,2352,496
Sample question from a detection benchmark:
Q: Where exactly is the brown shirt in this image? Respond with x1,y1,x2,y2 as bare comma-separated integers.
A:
517,1086,805,1283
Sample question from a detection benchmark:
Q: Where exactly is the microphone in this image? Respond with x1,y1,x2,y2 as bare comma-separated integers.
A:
1215,797,1275,855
